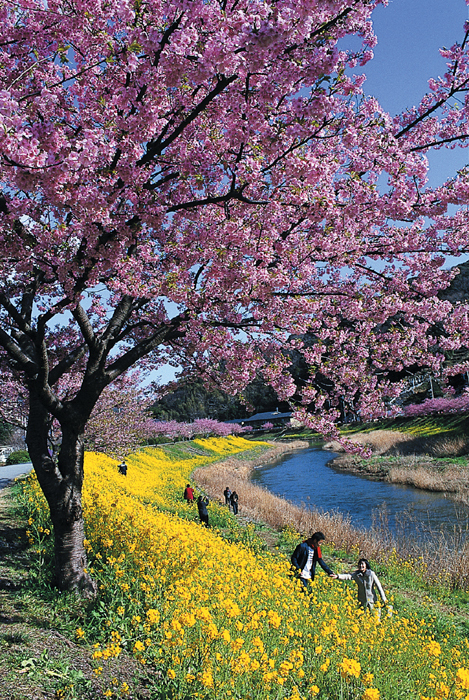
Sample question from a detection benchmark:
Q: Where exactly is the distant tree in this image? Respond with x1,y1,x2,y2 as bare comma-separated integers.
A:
84,375,154,459
0,421,11,445
153,378,243,422
153,375,287,422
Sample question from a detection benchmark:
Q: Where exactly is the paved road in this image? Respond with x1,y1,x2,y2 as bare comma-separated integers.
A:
0,462,32,490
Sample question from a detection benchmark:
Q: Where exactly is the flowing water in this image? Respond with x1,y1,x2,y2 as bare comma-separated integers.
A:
251,447,469,537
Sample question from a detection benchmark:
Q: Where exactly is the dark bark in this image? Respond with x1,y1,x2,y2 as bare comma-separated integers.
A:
26,390,97,598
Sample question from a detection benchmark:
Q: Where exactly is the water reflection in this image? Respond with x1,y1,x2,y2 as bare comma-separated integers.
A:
251,447,469,537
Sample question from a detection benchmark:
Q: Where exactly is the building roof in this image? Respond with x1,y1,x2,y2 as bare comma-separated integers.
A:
227,411,292,424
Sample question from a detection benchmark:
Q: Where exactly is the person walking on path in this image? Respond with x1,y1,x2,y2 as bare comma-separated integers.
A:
331,558,387,611
184,484,194,504
291,531,334,592
230,490,239,515
223,486,231,508
197,495,210,527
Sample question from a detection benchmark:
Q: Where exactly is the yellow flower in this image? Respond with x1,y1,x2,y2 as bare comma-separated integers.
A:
363,689,380,700
146,609,160,625
425,641,442,657
268,610,282,629
207,623,218,640
75,628,85,639
320,658,330,673
224,599,241,617
179,612,196,627
167,669,176,680
363,673,374,686
338,657,361,680
456,668,469,690
435,682,450,698
200,671,214,688
134,640,145,653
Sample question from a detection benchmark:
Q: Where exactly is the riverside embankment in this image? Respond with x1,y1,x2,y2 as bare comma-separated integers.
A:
324,428,469,505
4,437,469,700
251,444,469,536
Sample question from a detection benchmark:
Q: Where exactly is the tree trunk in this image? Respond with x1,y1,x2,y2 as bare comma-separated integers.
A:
26,393,97,597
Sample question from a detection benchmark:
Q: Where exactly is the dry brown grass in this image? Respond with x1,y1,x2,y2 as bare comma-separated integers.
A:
387,465,466,492
324,430,413,455
326,430,469,458
326,430,469,501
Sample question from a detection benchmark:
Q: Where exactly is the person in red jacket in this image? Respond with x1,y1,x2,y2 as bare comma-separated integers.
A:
183,484,194,503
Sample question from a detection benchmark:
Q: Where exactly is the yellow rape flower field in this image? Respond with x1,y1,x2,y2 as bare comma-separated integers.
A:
19,437,469,700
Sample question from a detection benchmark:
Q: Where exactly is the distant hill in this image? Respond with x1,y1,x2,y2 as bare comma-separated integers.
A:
152,376,289,423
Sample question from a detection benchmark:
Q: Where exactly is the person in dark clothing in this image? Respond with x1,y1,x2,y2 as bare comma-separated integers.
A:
291,531,334,592
184,484,194,503
118,461,127,475
223,487,231,507
197,495,210,527
230,490,239,515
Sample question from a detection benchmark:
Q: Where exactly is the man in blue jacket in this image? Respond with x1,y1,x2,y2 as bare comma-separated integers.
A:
291,531,334,591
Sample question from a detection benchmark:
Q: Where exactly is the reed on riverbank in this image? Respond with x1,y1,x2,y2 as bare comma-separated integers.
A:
325,429,469,506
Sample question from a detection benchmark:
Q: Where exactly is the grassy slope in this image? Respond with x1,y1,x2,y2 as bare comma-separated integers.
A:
2,420,469,698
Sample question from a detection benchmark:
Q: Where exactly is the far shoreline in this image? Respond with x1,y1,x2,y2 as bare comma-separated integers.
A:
240,429,469,505
322,429,469,505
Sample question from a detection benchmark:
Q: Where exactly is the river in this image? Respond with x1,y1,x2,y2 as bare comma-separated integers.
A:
251,446,469,537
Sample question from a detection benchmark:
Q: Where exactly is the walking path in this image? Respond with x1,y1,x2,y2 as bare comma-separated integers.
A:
0,462,32,490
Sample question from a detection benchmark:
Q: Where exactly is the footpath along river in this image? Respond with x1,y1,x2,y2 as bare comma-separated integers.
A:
0,462,32,491
251,446,469,537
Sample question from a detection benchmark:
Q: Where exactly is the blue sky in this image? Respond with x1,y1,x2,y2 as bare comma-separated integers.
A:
363,0,469,185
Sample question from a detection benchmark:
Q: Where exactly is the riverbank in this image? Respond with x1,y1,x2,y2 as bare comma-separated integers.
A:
193,438,395,562
193,438,368,548
323,429,469,505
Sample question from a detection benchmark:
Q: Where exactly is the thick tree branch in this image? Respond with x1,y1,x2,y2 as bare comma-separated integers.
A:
137,74,238,167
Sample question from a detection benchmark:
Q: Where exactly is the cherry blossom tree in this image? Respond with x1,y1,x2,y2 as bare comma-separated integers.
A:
150,418,243,440
404,394,469,417
3,0,469,593
0,371,154,459
83,374,155,458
